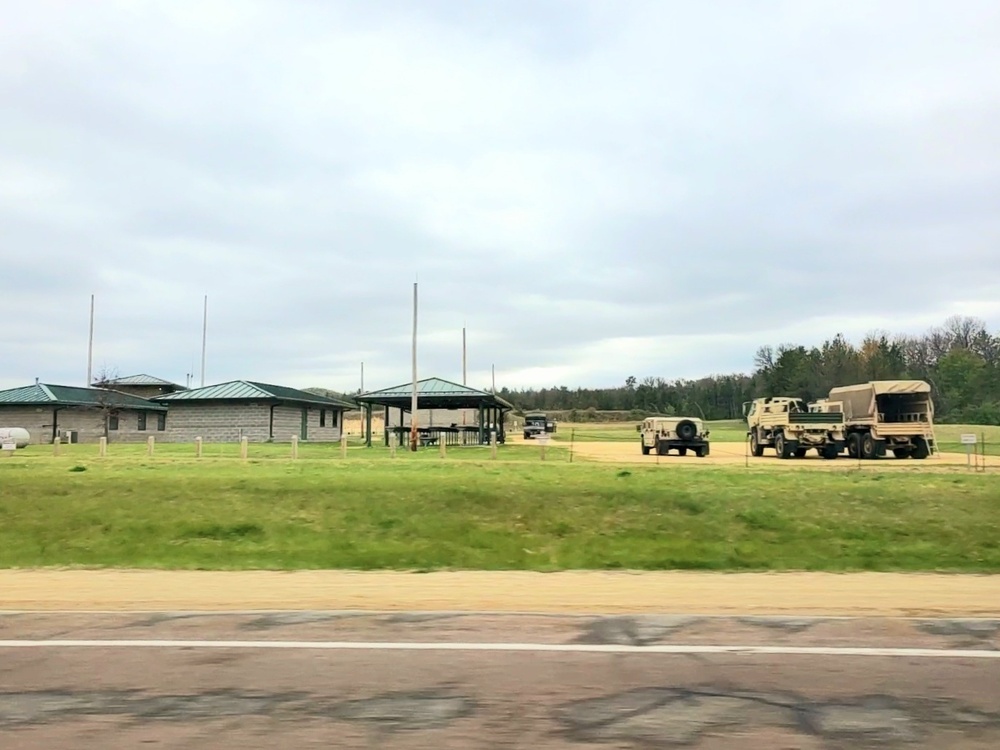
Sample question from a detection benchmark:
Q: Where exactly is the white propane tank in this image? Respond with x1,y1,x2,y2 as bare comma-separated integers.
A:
0,427,31,448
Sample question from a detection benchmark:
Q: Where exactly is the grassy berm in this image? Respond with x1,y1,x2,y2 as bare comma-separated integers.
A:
1,455,998,571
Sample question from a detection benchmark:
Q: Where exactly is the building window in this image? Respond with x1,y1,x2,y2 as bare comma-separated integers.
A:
320,409,327,427
108,415,119,431
157,413,166,431
137,413,147,431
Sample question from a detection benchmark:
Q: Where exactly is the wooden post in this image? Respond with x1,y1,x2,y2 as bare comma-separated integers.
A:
341,433,348,458
53,436,61,456
540,436,546,461
390,441,397,458
98,436,107,457
439,437,446,458
240,436,249,460
147,435,155,456
195,437,203,458
291,435,298,459
490,430,497,459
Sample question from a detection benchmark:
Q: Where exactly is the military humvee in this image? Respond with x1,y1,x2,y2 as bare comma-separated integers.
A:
638,416,710,457
744,396,844,459
523,412,556,440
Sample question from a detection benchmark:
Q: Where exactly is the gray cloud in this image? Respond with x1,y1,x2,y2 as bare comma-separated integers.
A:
1,0,999,392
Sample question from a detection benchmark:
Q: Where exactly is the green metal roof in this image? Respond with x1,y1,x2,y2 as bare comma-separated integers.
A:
0,383,166,410
355,377,513,410
153,380,355,409
96,374,184,388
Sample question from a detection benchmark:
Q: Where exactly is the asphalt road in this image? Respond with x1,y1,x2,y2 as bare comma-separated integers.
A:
3,612,1000,749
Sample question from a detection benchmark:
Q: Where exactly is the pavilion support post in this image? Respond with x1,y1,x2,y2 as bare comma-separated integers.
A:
478,405,485,445
384,406,389,446
365,405,373,447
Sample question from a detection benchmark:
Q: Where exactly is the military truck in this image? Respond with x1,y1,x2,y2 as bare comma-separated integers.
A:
744,397,845,459
522,412,556,440
827,380,935,460
638,416,710,457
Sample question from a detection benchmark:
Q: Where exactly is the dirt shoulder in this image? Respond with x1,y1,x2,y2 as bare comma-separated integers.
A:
2,570,998,617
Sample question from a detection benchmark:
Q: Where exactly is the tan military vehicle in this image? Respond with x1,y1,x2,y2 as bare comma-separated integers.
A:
744,396,845,459
638,416,710,457
827,380,935,459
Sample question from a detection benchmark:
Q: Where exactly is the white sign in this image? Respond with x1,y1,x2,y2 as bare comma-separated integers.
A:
960,434,977,445
1,443,15,451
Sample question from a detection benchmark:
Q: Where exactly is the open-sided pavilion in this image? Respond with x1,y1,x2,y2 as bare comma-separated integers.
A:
355,377,514,447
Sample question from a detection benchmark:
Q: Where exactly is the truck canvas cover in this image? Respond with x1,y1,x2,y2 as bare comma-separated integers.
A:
828,380,933,421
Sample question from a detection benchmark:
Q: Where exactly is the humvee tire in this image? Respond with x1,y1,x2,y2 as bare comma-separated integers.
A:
696,445,708,457
641,444,651,455
675,419,698,442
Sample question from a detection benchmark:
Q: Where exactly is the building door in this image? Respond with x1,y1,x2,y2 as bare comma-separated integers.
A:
301,408,308,440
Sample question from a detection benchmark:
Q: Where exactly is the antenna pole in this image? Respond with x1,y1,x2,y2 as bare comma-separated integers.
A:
86,294,95,386
200,294,208,387
410,282,418,451
462,326,467,385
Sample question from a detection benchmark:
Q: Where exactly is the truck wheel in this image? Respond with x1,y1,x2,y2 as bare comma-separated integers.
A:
794,448,808,458
860,432,877,460
696,446,708,457
676,420,697,442
641,444,651,455
678,447,688,456
750,430,764,457
892,447,911,459
848,433,861,458
775,431,793,459
912,437,930,459
821,444,839,460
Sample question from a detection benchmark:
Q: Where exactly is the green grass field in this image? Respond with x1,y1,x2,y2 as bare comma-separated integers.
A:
1,452,998,572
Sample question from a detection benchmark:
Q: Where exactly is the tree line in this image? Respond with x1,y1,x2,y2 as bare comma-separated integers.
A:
498,316,1000,425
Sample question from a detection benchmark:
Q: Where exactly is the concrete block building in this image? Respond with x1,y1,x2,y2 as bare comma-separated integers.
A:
152,380,356,443
0,382,168,444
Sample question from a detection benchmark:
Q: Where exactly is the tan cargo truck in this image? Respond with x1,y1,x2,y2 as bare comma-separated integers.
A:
744,397,845,459
827,380,936,460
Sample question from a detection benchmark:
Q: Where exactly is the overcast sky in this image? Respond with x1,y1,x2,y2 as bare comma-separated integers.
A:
2,0,999,393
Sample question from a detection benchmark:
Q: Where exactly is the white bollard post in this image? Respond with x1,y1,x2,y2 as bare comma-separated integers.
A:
291,435,299,459
195,437,203,458
439,437,446,458
53,436,61,456
147,435,155,456
490,430,498,459
390,441,397,458
240,436,249,460
341,433,348,458
99,437,107,457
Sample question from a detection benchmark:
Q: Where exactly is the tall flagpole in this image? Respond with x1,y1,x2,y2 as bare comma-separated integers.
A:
410,282,418,451
86,294,95,386
200,294,208,387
